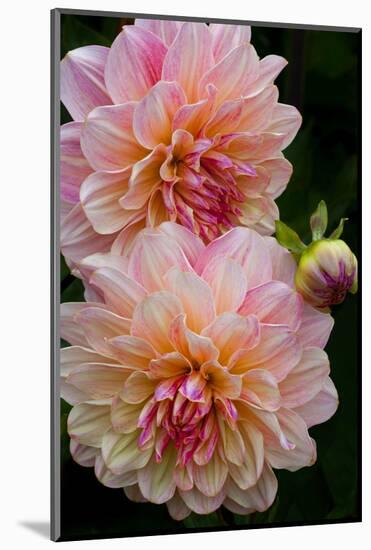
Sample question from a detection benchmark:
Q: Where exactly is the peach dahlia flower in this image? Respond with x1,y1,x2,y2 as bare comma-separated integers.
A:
60,19,301,270
61,223,337,519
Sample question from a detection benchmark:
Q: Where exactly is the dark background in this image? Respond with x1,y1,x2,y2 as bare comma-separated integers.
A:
59,13,361,541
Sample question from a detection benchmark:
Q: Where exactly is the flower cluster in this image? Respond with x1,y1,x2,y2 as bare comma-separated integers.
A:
61,223,337,519
60,19,301,274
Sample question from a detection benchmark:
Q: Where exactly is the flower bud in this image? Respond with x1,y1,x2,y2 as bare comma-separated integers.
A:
294,239,357,308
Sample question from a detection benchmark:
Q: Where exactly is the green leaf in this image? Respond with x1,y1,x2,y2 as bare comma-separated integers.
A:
329,217,348,240
310,200,328,240
275,220,307,254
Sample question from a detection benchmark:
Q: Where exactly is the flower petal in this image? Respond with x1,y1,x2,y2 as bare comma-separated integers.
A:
95,452,137,488
264,235,297,287
238,281,303,331
76,306,131,356
199,43,259,106
195,227,272,288
67,363,130,399
120,371,156,404
131,291,184,353
201,361,242,399
138,445,177,504
166,492,192,520
162,22,214,103
128,231,192,292
240,368,281,411
169,313,219,365
61,203,112,264
164,268,216,333
193,450,228,497
158,222,205,267
102,428,152,475
80,169,140,235
265,408,317,471
201,256,248,314
111,395,143,433
105,26,167,104
135,18,183,47
89,267,147,317
279,347,330,408
108,335,156,369
68,402,111,447
60,122,92,204
226,463,277,512
124,150,168,213
266,103,302,149
229,323,302,381
203,312,260,365
172,84,217,137
70,440,98,467
293,377,339,428
228,422,264,488
61,45,111,121
133,81,186,148
149,352,191,379
81,102,146,171
297,303,334,349
179,486,226,514
209,23,251,63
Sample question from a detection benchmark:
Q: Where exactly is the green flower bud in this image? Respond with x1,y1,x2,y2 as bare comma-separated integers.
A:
295,239,358,308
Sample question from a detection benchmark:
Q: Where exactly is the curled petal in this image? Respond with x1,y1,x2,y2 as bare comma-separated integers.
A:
238,281,303,332
209,23,251,63
201,361,242,399
120,371,156,404
267,103,302,149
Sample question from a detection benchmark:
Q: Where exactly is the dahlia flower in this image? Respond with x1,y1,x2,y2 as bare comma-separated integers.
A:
60,19,302,270
61,222,337,519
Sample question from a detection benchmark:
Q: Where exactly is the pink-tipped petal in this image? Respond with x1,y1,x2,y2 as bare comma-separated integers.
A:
297,303,334,349
128,231,192,293
195,227,272,288
267,103,302,149
230,323,302,382
89,267,147,318
294,377,339,428
199,43,259,106
162,22,214,103
61,45,111,121
265,408,317,471
279,347,330,409
135,18,183,46
238,280,303,331
60,122,92,204
209,23,251,63
104,26,167,104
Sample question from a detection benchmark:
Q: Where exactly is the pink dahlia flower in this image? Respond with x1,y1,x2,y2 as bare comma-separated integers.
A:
60,19,302,269
61,223,337,519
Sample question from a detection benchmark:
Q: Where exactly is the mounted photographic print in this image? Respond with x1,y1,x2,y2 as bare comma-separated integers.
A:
51,8,361,542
